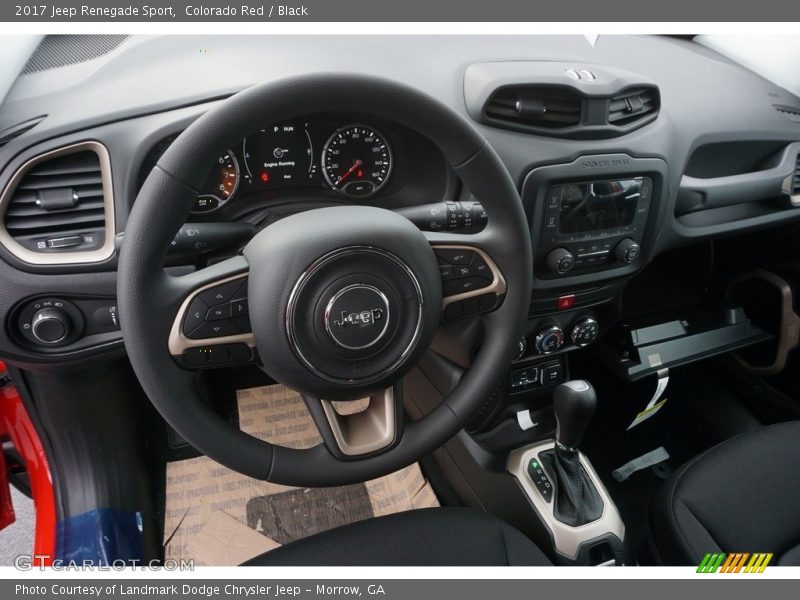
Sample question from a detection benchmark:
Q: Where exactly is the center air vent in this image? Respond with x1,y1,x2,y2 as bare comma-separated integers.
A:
608,88,659,126
0,142,115,265
484,86,583,130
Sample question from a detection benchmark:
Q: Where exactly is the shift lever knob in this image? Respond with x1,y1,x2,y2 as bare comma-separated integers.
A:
554,380,596,451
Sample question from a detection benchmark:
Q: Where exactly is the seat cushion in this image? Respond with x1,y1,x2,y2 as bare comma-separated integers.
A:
650,421,800,565
244,507,551,566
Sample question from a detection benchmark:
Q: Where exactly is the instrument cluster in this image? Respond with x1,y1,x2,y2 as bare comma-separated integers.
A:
139,117,401,214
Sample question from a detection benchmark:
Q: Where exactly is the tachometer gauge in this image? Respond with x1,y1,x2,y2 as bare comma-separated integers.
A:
194,150,240,213
322,124,392,197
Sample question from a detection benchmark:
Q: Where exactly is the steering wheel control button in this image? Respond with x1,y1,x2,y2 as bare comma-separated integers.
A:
527,458,553,503
471,254,493,281
546,247,576,275
183,297,208,335
205,304,231,321
435,249,472,265
324,284,391,351
534,325,564,354
571,317,599,347
198,278,246,306
182,343,254,369
188,320,239,340
181,276,249,340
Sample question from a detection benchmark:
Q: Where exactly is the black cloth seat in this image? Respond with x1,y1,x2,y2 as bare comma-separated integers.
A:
650,421,800,566
244,507,552,566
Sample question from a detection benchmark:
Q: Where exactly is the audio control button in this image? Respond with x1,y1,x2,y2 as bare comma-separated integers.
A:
183,297,208,335
546,248,575,275
614,238,641,264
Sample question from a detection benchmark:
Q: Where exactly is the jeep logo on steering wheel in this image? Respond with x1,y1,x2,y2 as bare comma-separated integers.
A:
324,284,391,351
333,308,384,328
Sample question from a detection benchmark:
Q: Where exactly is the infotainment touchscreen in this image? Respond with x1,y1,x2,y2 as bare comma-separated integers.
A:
558,177,643,234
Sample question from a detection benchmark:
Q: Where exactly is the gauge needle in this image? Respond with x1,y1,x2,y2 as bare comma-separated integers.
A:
337,159,363,185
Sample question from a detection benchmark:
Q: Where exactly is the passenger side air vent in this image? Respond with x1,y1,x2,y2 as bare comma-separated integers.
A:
608,88,659,126
0,142,115,264
484,86,583,130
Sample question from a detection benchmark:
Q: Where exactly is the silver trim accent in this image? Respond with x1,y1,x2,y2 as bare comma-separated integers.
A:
31,309,68,345
286,246,424,384
321,387,396,456
434,245,507,308
168,272,253,356
0,141,116,265
508,440,625,561
323,283,391,350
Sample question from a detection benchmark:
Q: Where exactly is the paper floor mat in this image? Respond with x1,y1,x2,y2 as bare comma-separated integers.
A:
164,384,439,565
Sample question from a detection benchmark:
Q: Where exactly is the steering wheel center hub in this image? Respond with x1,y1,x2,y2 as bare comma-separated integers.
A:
242,206,443,400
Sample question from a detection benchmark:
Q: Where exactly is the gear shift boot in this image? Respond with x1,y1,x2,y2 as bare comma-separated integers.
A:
539,448,604,526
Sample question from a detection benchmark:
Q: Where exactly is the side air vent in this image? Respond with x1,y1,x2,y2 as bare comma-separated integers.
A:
608,88,659,126
775,105,800,125
0,142,115,265
484,86,583,130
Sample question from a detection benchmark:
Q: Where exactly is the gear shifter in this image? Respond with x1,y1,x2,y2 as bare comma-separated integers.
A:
555,380,596,450
540,380,604,527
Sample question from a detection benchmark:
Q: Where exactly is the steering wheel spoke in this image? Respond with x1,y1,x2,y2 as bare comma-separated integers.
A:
302,384,404,460
167,255,255,370
424,231,508,323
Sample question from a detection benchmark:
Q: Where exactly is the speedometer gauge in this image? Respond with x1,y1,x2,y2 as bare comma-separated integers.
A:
194,150,240,213
322,124,393,197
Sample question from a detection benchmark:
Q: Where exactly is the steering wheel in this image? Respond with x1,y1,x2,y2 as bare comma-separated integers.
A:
118,74,532,486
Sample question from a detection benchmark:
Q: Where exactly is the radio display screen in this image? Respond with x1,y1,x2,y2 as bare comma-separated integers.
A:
558,177,643,234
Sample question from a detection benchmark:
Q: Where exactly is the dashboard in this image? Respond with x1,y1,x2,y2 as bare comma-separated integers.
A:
1,34,800,369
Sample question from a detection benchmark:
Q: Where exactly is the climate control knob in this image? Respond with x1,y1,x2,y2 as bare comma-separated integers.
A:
614,238,641,264
546,247,576,275
570,317,599,347
31,308,71,345
534,325,564,355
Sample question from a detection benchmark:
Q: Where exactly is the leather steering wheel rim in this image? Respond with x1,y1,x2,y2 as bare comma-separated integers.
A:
118,74,532,486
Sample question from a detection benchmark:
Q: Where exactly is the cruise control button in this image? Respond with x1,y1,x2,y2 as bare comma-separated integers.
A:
454,264,475,278
470,254,493,280
183,297,208,336
205,304,231,322
198,278,247,306
439,265,456,280
445,276,490,295
187,320,239,340
435,249,474,265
